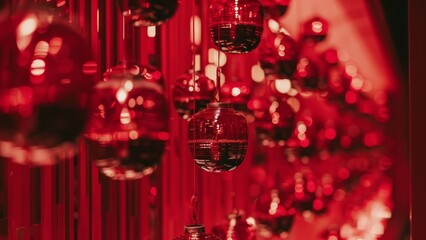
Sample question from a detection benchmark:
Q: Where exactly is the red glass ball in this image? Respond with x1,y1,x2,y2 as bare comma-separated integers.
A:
259,0,292,20
326,65,351,101
85,63,169,180
255,189,296,237
174,225,221,240
118,0,180,27
291,172,334,216
248,97,295,143
188,102,248,172
211,213,256,240
285,115,317,160
0,10,95,165
209,0,264,54
294,57,320,90
221,81,253,117
302,16,329,44
172,70,216,120
258,28,299,78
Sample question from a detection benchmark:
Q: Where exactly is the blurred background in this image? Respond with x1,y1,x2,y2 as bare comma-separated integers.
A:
0,0,408,239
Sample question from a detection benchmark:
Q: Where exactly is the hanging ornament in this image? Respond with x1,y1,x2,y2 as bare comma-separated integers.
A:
302,16,329,44
174,225,221,240
259,0,292,20
257,26,299,78
292,171,334,217
172,70,216,120
315,120,340,154
35,0,70,21
320,226,341,240
322,48,339,66
209,0,264,54
211,212,256,240
325,63,350,101
248,97,295,145
85,63,169,180
221,80,253,118
284,114,317,163
0,8,95,165
188,102,248,172
118,0,180,27
255,189,296,238
293,56,321,91
175,195,221,240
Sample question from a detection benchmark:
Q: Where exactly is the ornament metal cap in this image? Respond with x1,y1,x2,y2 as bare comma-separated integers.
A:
184,224,206,234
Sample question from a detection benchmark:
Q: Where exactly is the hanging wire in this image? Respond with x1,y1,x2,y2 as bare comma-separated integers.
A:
215,16,222,102
190,193,199,224
191,0,199,225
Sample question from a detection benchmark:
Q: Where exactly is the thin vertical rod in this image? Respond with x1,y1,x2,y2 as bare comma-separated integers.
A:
191,0,199,225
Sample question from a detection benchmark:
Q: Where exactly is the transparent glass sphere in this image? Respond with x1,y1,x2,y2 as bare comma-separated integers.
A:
209,0,264,54
174,225,221,240
0,9,95,165
258,27,299,78
172,70,216,120
188,102,248,172
85,62,169,180
118,0,180,27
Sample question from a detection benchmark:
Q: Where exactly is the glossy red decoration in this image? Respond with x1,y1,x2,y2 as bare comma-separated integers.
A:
172,70,216,120
174,224,221,240
292,171,334,216
211,212,256,240
326,64,351,99
257,27,299,78
188,102,248,172
294,56,321,91
248,97,295,144
221,81,253,117
255,189,296,237
302,16,329,44
0,9,95,165
85,62,169,180
259,0,292,20
118,0,180,27
209,0,264,54
285,115,317,160
36,0,70,21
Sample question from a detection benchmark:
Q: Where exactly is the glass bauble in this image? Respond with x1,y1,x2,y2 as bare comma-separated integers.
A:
36,0,70,21
209,0,264,54
0,9,95,165
211,213,256,240
248,97,295,144
188,102,248,172
172,70,216,120
294,57,320,90
255,189,296,237
326,65,351,101
258,27,299,78
293,180,332,216
259,0,291,20
174,224,221,240
85,62,169,180
221,81,253,117
285,114,317,161
302,16,329,44
118,0,180,27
